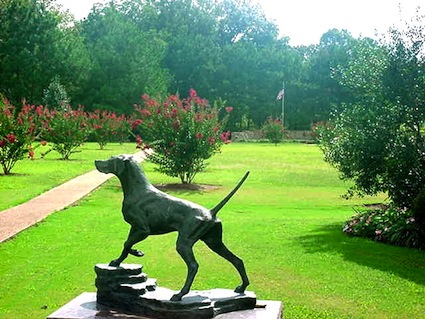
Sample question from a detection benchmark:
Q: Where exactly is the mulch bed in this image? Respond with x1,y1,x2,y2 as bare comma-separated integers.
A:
154,183,220,192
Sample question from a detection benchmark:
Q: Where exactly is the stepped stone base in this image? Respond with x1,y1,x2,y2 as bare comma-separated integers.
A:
94,264,257,319
48,263,283,318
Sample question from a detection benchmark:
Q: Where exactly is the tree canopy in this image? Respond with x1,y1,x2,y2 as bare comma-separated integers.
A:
318,12,425,226
0,0,423,131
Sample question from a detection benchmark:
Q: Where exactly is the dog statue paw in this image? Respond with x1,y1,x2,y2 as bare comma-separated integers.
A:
234,285,247,294
129,249,144,257
109,259,121,267
170,293,183,302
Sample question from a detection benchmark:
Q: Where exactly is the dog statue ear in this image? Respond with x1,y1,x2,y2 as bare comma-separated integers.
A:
114,158,126,175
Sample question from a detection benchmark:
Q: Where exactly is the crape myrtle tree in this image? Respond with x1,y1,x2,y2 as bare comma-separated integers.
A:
133,89,232,184
0,99,44,174
88,110,130,149
317,12,425,245
39,105,91,160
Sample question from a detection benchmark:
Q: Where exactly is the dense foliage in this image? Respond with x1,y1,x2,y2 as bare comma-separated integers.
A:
0,0,402,130
133,90,231,183
0,0,90,107
317,13,425,244
0,100,134,170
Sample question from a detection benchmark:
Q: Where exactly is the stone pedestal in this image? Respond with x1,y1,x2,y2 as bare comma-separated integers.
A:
47,293,283,319
94,264,257,319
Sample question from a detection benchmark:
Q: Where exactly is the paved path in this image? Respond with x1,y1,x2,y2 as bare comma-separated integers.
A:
0,151,148,243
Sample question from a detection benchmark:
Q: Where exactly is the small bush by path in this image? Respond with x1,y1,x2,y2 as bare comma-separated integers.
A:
0,143,424,319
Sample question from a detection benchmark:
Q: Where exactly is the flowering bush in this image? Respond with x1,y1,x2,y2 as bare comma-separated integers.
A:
41,105,91,160
88,110,130,149
133,89,231,184
0,99,43,174
262,117,284,145
343,205,425,249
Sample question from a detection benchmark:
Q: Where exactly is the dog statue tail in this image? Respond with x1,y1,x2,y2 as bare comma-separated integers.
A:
210,171,250,217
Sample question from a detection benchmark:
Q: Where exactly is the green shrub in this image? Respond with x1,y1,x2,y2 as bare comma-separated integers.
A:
262,117,284,145
42,76,70,110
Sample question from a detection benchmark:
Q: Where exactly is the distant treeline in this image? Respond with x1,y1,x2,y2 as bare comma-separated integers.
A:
0,0,422,130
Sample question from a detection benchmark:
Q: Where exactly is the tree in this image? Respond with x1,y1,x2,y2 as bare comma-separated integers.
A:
292,29,356,129
146,0,222,98
0,0,90,106
43,76,70,110
143,0,291,130
78,0,169,113
0,0,60,105
88,110,130,149
318,12,425,229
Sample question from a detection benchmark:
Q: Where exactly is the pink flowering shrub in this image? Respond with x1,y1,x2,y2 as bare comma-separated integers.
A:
0,99,43,174
133,89,232,184
88,110,130,149
40,105,91,160
343,206,424,249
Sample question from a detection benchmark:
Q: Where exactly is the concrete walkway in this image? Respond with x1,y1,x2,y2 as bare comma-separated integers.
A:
0,151,148,243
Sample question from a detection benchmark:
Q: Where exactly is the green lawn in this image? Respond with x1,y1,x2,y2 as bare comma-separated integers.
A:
0,143,139,211
0,143,424,319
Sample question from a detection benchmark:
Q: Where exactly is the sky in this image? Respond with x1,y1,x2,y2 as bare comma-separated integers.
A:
56,0,424,46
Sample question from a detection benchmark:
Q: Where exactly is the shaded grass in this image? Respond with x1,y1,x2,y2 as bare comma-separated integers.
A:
0,143,424,318
0,143,138,211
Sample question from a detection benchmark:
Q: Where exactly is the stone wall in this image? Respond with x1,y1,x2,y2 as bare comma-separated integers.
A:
231,130,315,142
285,130,315,141
231,131,264,142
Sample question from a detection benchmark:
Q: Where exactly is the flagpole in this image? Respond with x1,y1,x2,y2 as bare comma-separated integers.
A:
281,80,285,128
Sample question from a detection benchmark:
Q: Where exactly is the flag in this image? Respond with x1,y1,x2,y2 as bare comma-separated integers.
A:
276,89,284,100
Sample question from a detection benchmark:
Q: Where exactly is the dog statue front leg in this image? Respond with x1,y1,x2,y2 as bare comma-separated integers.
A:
109,254,126,267
109,226,148,267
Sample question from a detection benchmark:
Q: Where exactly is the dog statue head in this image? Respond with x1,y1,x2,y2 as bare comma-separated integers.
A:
95,154,135,176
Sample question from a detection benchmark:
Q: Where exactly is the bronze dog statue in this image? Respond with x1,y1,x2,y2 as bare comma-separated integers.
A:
95,154,250,301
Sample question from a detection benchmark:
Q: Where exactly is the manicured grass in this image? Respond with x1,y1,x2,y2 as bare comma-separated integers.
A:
0,143,138,211
0,143,424,318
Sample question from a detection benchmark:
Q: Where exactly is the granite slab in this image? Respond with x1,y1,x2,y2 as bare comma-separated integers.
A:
47,292,282,319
